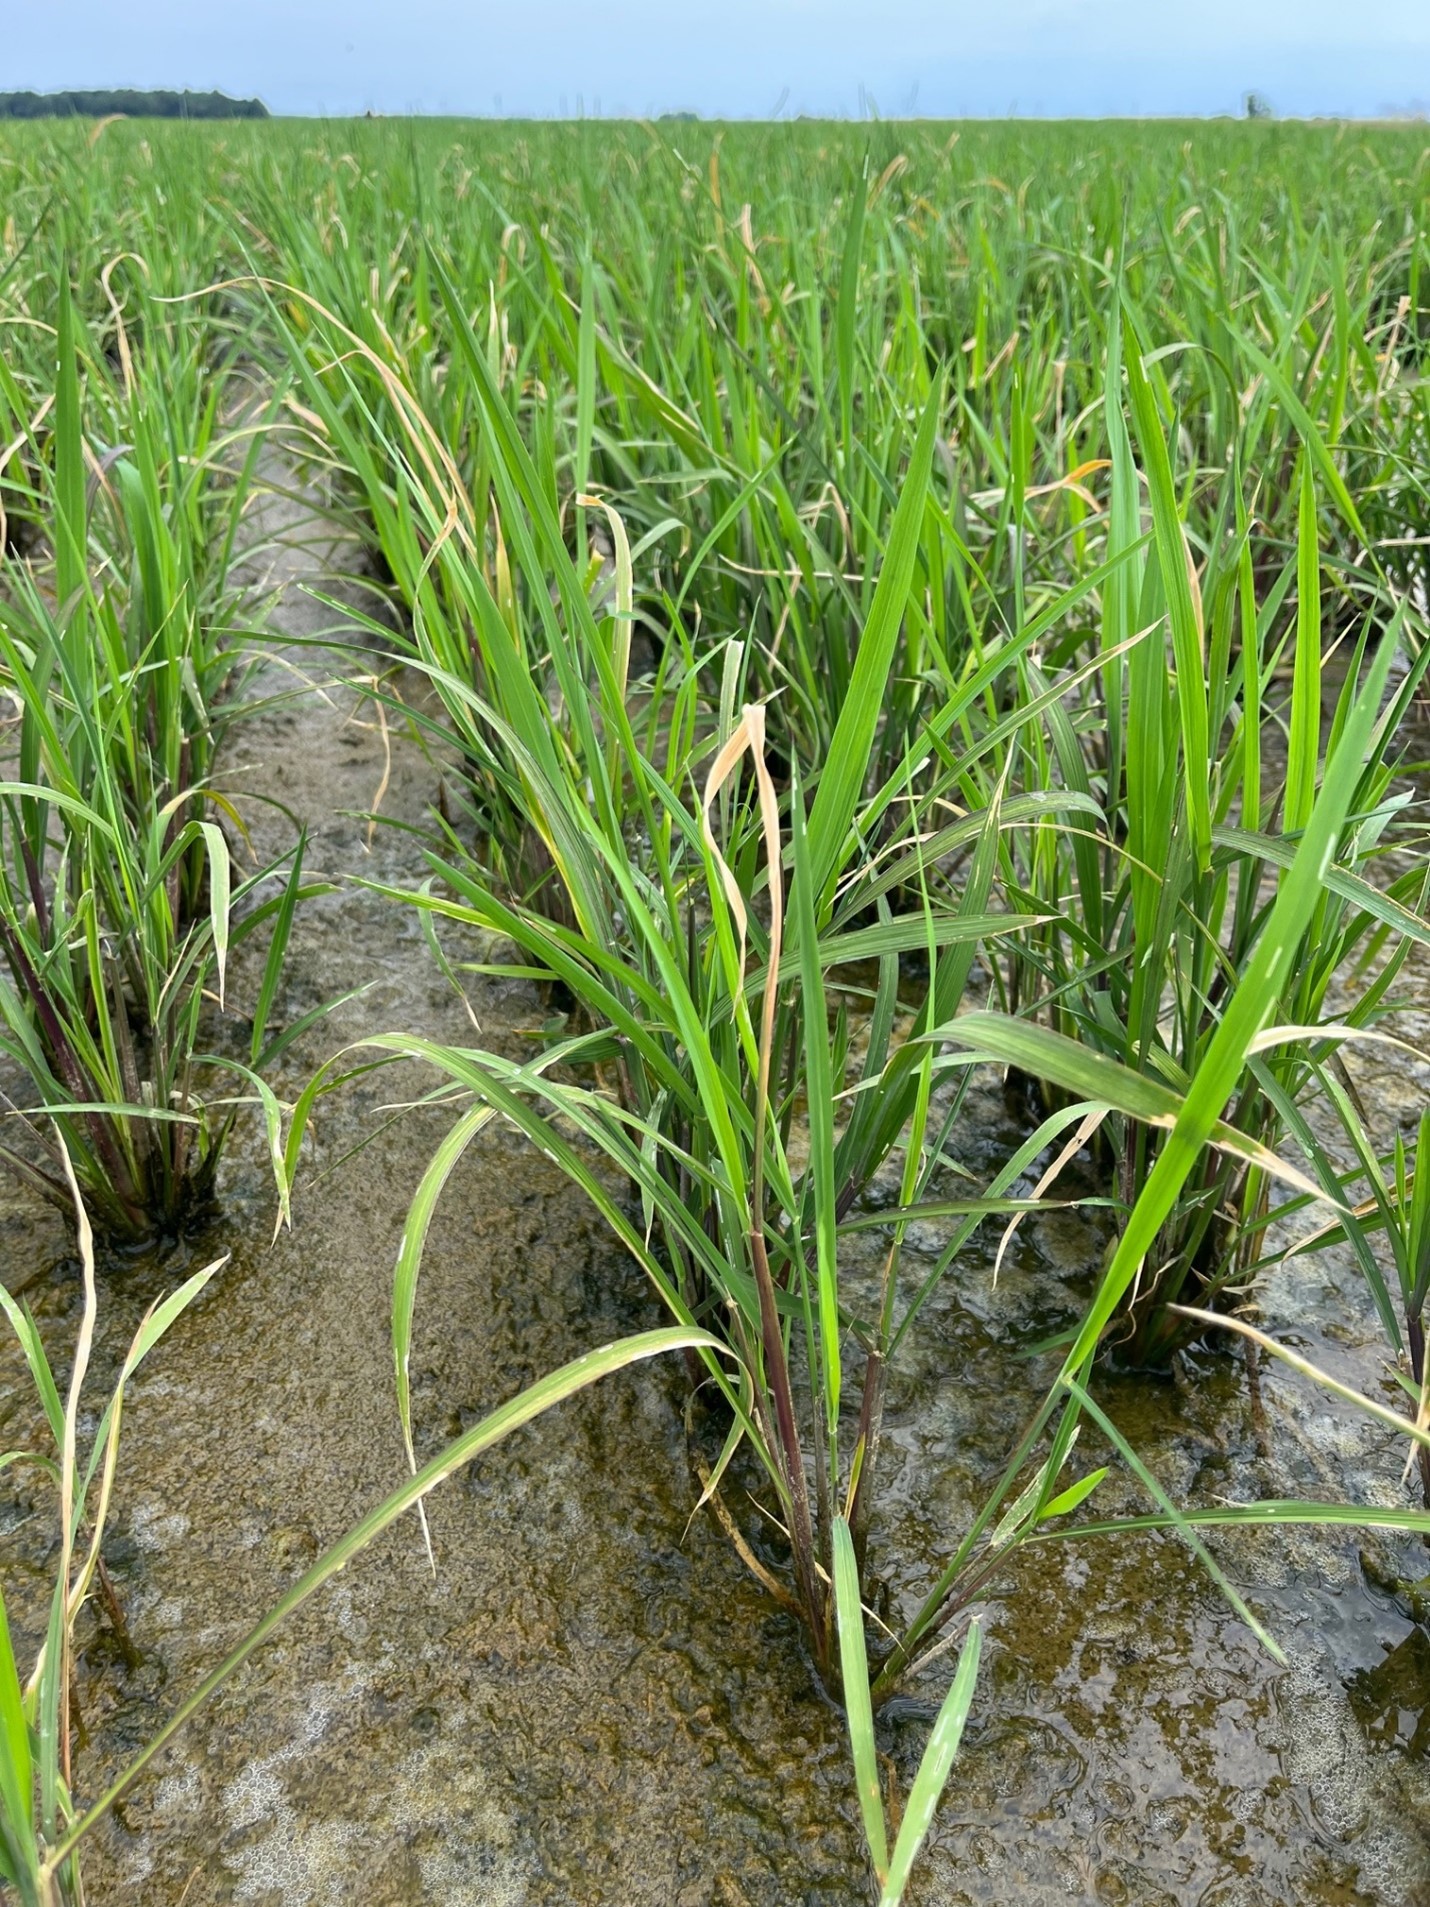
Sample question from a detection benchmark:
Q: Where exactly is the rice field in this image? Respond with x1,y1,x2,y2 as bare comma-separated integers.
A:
2,113,1430,1904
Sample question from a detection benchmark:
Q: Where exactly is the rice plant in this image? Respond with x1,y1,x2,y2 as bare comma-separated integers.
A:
958,317,1430,1363
275,277,1120,1652
0,257,311,1238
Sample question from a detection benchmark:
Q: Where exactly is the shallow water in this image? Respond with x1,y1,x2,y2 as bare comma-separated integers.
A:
2,456,1430,1904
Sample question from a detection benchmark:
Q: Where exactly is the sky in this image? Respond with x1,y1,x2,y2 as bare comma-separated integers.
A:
6,0,1429,119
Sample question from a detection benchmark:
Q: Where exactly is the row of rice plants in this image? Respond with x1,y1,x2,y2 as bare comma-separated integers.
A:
0,157,729,1905
0,206,719,1904
0,233,310,1239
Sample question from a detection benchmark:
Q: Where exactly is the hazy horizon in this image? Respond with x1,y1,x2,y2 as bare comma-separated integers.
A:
7,2,1429,121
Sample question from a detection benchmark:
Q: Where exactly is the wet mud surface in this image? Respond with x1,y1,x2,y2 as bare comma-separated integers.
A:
3,453,1430,1904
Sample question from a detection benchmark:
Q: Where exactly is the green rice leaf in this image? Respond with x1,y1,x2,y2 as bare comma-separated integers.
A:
1122,312,1211,870
879,1619,983,1907
832,1516,888,1885
804,378,942,908
0,1588,36,1896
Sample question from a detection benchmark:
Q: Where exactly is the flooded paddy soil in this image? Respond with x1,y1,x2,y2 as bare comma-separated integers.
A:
3,454,1430,1905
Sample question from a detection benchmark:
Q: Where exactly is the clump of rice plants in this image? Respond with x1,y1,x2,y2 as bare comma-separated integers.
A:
0,262,309,1239
280,298,1085,1643
957,309,1430,1365
0,763,308,1240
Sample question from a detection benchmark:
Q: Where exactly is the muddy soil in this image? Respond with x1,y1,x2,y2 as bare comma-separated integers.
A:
2,451,1430,1906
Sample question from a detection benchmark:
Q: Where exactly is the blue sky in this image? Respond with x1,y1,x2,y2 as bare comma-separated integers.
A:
7,0,1430,118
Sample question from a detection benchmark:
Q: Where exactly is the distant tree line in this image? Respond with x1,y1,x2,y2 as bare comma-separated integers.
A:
0,90,268,120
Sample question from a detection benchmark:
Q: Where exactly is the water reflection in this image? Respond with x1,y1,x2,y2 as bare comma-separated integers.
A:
1349,1626,1430,1759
